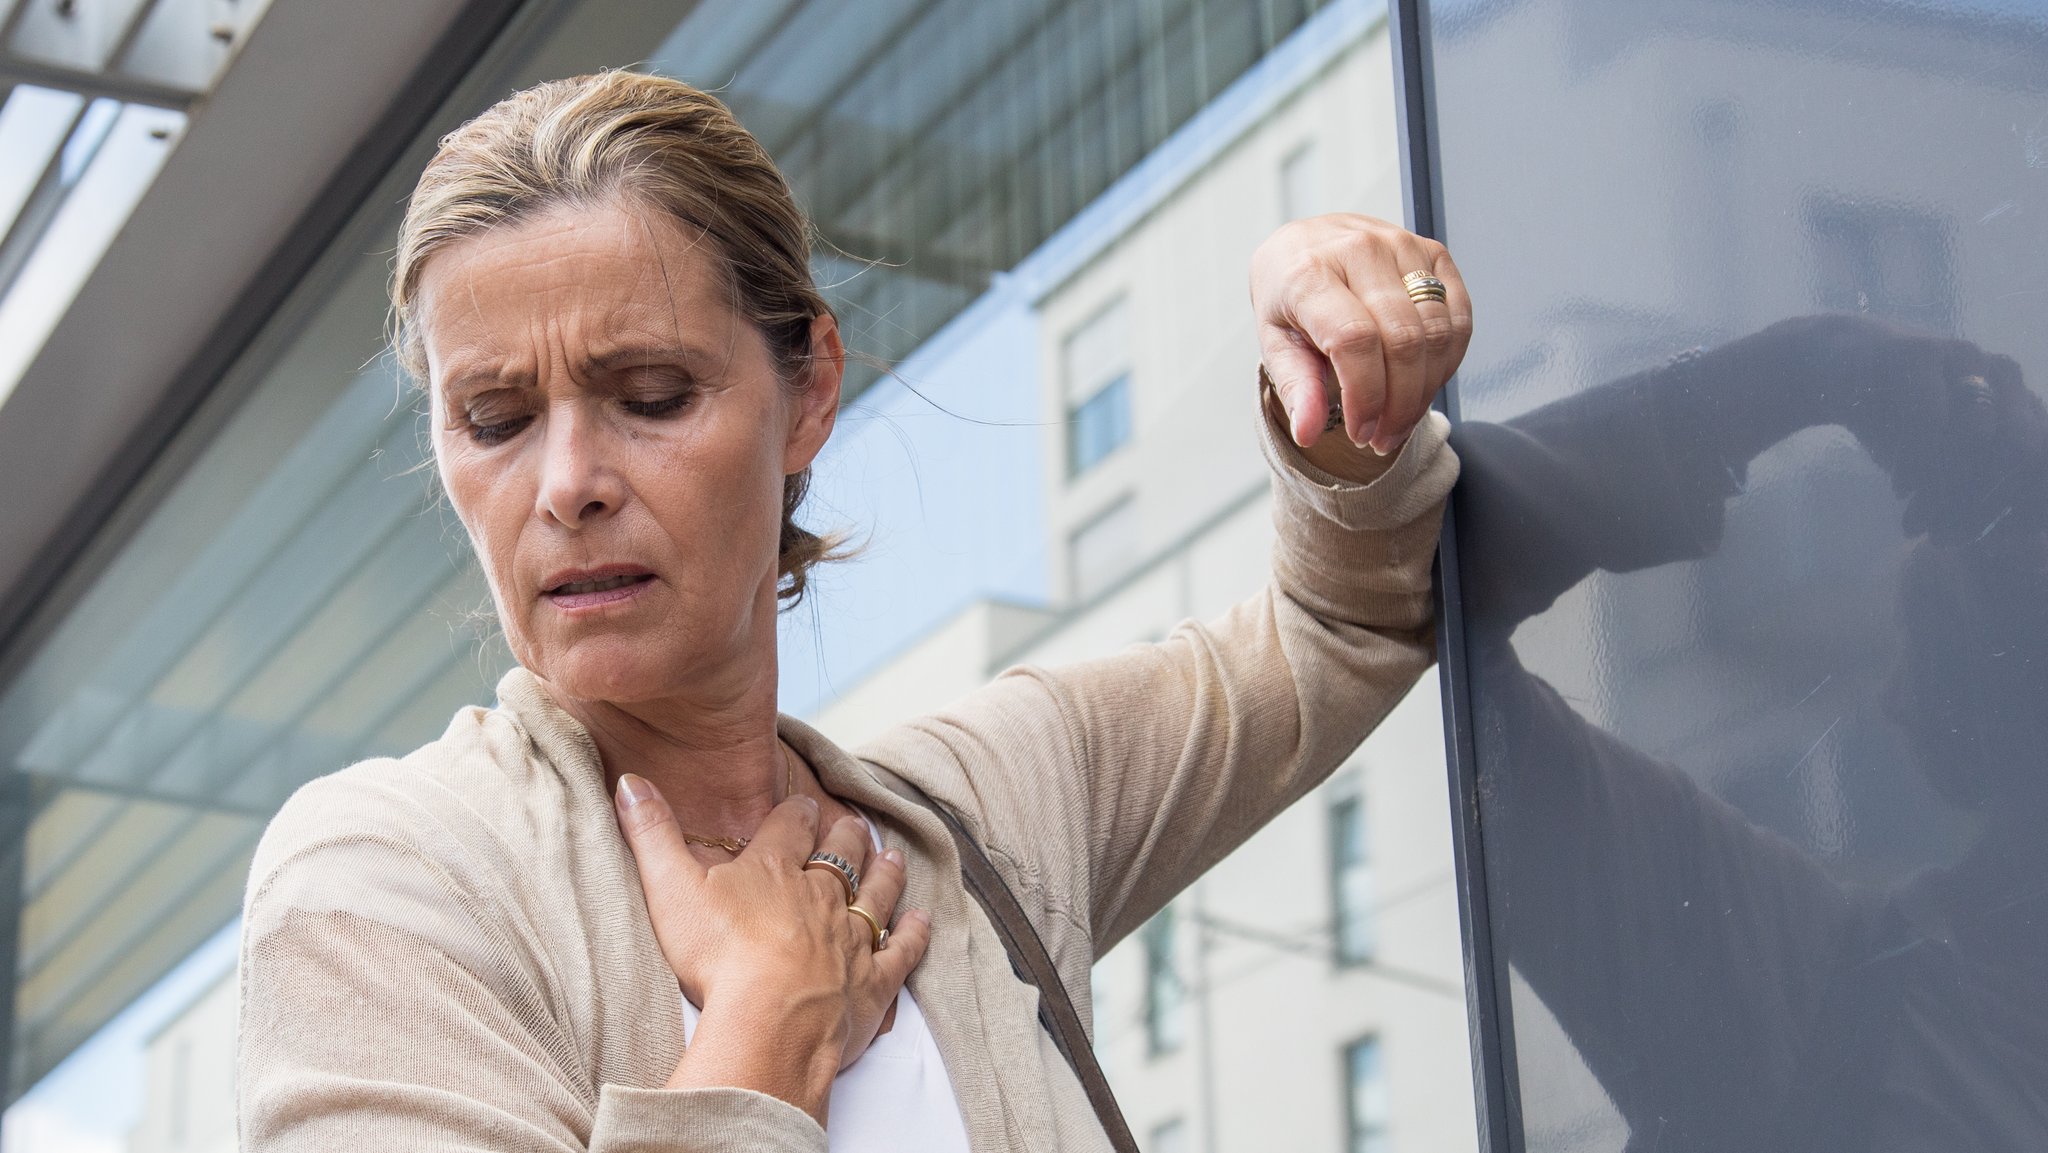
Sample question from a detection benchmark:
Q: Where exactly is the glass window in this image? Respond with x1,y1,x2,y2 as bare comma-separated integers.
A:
1344,1035,1390,1153
1069,495,1140,602
1331,794,1375,965
1069,372,1133,476
1063,297,1133,477
1142,905,1185,1058
1149,1115,1190,1153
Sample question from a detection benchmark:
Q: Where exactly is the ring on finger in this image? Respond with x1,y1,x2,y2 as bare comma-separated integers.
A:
846,904,887,951
804,852,860,904
1402,270,1448,305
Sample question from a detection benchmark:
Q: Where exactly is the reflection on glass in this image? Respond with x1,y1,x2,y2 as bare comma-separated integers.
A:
1432,0,2048,1146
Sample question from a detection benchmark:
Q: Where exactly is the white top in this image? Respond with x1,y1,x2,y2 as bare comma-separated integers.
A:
678,987,971,1152
677,818,971,1152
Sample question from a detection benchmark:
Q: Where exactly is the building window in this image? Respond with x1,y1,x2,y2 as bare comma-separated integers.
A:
1330,794,1375,965
1142,906,1185,1057
1806,196,1954,331
1069,373,1132,476
1070,495,1140,602
1148,1116,1190,1153
1344,1036,1391,1153
1063,298,1132,477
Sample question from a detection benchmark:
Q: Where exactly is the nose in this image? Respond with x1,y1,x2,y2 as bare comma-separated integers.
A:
534,403,626,530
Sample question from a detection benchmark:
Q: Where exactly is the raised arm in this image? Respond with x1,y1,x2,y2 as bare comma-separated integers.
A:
858,216,1467,954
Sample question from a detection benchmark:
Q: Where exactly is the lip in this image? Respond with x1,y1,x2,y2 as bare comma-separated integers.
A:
539,563,658,610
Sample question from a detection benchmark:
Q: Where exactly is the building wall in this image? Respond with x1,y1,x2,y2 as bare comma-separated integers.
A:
813,23,1476,1153
129,969,236,1153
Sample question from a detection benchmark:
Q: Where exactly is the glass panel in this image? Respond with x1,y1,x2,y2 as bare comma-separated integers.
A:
1431,0,2048,1147
0,86,85,239
7,0,154,73
0,100,184,407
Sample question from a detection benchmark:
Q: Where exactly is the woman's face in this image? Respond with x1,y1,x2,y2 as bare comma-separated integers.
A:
416,199,838,705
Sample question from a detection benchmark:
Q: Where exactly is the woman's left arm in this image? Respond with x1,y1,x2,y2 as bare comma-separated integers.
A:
860,215,1468,954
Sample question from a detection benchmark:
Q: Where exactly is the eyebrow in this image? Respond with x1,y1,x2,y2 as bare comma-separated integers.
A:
439,343,707,397
588,343,705,372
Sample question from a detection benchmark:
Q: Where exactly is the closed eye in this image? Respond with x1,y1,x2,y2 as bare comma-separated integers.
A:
622,391,693,418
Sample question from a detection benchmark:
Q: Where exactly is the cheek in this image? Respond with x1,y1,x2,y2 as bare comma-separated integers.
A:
649,415,788,578
435,441,527,585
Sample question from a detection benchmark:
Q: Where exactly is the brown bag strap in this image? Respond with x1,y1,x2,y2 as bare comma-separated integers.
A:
876,772,1139,1153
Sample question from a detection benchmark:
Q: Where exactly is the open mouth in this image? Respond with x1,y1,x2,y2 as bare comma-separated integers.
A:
546,573,653,596
541,567,657,607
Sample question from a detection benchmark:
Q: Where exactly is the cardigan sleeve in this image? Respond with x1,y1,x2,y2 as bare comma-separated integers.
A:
237,775,827,1153
858,389,1458,955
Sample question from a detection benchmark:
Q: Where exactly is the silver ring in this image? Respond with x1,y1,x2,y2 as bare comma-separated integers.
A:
804,851,860,903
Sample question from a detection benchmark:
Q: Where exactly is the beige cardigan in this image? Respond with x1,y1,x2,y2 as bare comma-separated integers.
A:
236,402,1459,1152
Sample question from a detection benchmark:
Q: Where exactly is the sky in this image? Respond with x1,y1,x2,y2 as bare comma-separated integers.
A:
774,280,1049,718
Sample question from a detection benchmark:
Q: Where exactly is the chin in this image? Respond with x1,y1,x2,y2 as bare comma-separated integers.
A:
528,641,683,706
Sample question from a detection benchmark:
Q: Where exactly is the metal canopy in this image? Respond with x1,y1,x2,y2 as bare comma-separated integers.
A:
0,0,1334,1101
0,0,279,411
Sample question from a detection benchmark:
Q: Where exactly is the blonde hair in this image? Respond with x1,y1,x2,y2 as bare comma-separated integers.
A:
390,70,840,606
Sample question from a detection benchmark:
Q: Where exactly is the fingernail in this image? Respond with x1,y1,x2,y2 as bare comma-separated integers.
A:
1354,418,1379,448
797,794,819,814
883,849,905,867
616,773,654,809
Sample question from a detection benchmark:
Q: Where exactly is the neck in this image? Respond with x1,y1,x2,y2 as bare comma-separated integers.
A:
546,646,805,844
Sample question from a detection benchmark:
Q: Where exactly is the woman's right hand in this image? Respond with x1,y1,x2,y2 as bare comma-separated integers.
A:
613,773,933,1123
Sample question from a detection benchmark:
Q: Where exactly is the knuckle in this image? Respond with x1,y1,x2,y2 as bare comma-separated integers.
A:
1450,312,1475,339
1420,316,1455,351
1320,318,1382,358
1382,324,1428,362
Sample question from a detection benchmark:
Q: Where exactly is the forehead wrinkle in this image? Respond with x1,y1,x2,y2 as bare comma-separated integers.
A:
424,200,744,393
614,198,748,373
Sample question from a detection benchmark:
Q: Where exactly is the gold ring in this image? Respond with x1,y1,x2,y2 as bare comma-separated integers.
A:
1403,271,1448,304
846,904,886,951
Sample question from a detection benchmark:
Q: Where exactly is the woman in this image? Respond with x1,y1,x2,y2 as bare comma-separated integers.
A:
236,70,1469,1152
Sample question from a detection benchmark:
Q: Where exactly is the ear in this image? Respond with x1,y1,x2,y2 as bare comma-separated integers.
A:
783,312,844,474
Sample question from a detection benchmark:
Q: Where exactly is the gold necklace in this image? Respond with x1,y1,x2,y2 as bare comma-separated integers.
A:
679,741,797,854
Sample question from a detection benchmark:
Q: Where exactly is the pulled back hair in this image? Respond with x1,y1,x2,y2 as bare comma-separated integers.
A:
390,69,841,606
